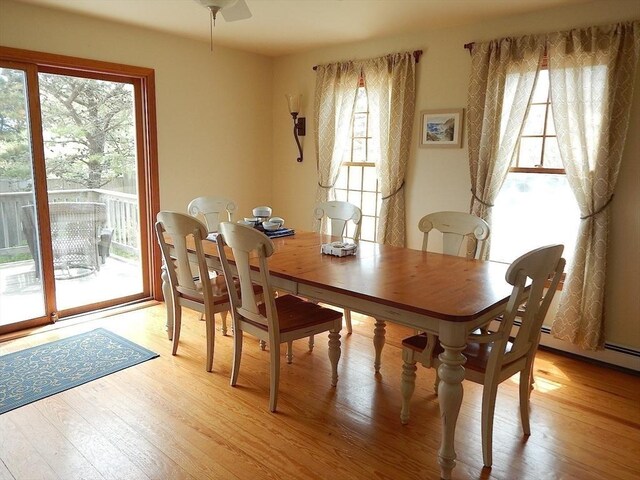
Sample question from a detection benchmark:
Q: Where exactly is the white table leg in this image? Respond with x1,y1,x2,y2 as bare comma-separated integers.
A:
161,264,174,340
436,323,467,480
373,318,386,373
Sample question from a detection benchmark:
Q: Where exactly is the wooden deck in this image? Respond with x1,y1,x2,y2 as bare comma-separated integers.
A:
0,256,142,326
1,305,638,479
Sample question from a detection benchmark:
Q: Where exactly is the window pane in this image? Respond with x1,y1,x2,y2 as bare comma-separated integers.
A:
518,137,543,168
334,189,347,202
352,138,366,162
355,86,367,112
522,104,546,136
347,190,362,208
348,166,362,190
335,165,347,189
543,138,563,168
491,173,579,268
362,166,377,191
362,192,377,216
531,69,550,103
546,105,556,135
361,216,376,242
353,113,367,137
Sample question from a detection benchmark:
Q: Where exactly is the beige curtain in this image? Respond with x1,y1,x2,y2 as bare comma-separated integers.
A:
364,52,417,246
549,22,640,350
314,62,360,231
468,37,544,236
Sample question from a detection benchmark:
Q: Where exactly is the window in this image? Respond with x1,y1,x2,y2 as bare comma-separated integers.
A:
334,81,381,242
490,66,580,268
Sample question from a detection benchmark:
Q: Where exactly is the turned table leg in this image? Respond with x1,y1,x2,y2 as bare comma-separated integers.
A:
436,324,467,480
373,318,386,373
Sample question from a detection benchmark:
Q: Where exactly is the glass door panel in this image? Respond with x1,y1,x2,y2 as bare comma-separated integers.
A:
38,72,144,312
0,66,46,326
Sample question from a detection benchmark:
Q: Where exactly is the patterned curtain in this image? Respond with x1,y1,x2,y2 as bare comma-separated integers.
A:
549,22,640,350
364,52,417,246
314,62,360,231
467,36,544,240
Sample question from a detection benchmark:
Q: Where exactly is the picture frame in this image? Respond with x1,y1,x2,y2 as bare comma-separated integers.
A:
419,108,464,148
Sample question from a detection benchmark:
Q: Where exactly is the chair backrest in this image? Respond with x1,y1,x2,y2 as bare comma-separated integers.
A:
155,211,214,306
418,211,490,259
187,196,236,233
217,222,280,336
492,244,565,368
314,200,362,242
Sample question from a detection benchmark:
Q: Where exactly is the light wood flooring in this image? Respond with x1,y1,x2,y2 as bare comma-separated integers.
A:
1,304,639,480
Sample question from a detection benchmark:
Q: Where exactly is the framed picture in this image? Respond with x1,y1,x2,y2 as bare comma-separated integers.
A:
419,108,464,148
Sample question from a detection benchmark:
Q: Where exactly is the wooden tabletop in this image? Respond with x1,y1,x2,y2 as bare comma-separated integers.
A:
199,231,513,323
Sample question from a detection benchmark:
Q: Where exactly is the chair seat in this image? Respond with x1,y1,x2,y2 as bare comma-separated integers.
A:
180,275,262,305
402,332,514,373
243,294,342,333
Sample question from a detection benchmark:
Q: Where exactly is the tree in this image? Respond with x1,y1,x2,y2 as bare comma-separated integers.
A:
0,68,136,190
0,68,32,188
39,73,135,189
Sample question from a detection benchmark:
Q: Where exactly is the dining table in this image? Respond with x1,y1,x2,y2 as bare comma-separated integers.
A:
161,230,513,480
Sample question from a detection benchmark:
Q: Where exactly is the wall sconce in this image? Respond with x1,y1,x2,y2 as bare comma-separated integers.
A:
285,94,306,162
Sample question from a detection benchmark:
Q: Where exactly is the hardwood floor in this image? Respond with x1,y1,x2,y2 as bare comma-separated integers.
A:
1,304,639,480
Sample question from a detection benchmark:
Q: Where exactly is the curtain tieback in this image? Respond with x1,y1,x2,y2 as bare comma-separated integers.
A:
382,181,405,200
580,195,614,220
317,183,333,189
470,189,494,208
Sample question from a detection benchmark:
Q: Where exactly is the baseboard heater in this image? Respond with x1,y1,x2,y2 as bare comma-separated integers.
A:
506,320,640,374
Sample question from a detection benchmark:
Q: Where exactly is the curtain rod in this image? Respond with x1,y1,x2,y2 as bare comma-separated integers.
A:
312,49,423,71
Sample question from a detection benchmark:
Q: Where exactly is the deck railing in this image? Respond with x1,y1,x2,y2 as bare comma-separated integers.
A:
0,189,139,257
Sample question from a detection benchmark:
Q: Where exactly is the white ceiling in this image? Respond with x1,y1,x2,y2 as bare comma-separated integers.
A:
14,0,594,56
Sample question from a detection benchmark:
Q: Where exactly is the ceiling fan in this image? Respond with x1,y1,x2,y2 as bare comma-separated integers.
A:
195,0,252,24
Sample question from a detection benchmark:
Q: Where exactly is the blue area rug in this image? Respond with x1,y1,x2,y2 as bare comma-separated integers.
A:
0,328,159,415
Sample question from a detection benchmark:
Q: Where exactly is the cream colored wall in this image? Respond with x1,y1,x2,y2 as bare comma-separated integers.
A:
2,0,638,351
272,0,640,350
0,0,273,218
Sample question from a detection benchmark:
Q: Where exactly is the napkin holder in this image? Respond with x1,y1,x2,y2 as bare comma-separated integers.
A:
321,241,357,257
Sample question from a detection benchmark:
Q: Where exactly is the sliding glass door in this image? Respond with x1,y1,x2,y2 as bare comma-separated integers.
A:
0,49,159,334
0,64,48,326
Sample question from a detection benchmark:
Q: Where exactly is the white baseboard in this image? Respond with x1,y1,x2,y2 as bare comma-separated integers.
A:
538,327,640,372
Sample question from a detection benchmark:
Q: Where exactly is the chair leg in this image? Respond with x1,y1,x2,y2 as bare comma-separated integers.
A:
171,303,182,356
400,350,417,425
519,369,532,436
286,341,293,364
434,368,441,395
205,311,215,372
269,343,281,412
220,310,229,336
481,381,499,468
230,330,243,387
344,309,353,334
308,335,315,352
328,329,341,387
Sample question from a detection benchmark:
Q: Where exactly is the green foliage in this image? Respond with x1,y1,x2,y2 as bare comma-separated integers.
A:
1,68,136,190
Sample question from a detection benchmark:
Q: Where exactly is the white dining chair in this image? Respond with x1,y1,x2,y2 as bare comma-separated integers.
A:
187,196,237,334
400,244,565,468
217,222,343,412
155,211,237,371
418,211,490,259
314,200,362,334
187,196,236,233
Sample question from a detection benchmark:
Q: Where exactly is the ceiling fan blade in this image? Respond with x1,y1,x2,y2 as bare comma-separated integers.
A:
221,0,252,22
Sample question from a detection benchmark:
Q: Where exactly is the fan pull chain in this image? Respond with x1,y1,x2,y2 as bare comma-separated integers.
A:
209,9,214,52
